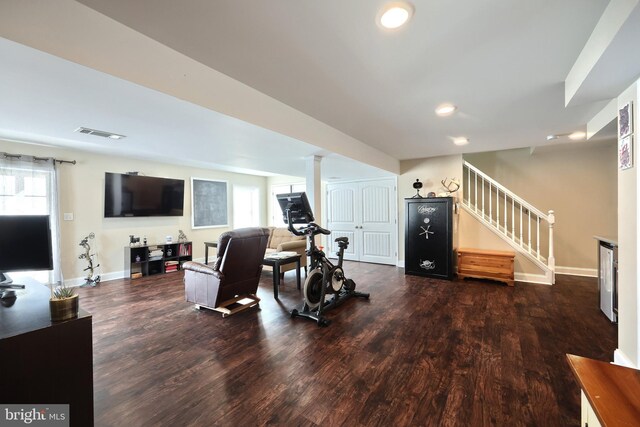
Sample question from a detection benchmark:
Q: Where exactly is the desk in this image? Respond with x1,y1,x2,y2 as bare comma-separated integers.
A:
263,254,301,299
567,353,640,426
0,279,94,426
204,241,218,265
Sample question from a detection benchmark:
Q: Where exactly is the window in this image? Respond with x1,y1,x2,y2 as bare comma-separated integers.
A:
0,171,49,214
0,160,60,284
233,185,260,228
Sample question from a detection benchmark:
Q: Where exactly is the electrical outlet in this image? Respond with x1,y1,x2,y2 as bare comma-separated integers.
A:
63,213,74,221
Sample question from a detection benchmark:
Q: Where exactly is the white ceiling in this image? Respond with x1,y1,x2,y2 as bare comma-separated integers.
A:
0,0,637,179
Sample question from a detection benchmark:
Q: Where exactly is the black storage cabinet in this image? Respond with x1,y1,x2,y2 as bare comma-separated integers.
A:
404,197,454,279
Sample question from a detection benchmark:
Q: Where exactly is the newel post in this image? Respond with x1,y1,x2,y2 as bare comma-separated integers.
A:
547,210,556,284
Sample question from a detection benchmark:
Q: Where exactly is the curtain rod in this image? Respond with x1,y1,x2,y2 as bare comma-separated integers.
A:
1,152,76,165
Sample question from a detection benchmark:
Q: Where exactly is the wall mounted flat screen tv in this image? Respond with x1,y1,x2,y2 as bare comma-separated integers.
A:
104,172,185,217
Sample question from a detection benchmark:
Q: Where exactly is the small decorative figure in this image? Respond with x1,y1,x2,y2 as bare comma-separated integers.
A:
411,179,424,198
79,232,100,287
129,235,140,246
178,230,188,242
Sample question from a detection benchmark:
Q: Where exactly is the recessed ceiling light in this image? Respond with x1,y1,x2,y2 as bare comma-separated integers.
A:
435,103,457,117
546,134,559,141
568,131,586,141
378,2,414,29
453,137,469,146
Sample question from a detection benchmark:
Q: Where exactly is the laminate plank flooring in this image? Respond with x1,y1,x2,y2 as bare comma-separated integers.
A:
77,262,617,426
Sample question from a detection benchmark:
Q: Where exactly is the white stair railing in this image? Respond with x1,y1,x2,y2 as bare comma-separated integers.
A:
462,161,555,283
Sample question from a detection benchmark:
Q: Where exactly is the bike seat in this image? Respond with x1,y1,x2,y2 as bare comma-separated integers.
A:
334,237,349,243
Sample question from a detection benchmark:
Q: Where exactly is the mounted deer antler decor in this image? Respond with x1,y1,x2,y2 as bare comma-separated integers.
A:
438,177,460,197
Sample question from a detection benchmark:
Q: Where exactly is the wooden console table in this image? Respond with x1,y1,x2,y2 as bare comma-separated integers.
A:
567,354,640,426
457,248,515,286
0,279,94,426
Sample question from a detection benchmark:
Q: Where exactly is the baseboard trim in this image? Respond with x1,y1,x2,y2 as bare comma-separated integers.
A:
614,349,637,368
397,260,405,268
64,270,126,287
514,272,551,285
556,266,597,277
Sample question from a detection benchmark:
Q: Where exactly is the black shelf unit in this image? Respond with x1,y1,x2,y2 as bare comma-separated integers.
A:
125,241,192,279
404,197,454,279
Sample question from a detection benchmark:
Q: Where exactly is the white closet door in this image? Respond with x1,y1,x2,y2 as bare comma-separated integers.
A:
359,179,396,264
327,178,397,265
327,184,359,260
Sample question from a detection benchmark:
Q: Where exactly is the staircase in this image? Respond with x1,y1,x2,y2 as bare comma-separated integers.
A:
462,161,555,284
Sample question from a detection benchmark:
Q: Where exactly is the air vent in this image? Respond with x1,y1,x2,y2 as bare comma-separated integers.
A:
74,127,126,140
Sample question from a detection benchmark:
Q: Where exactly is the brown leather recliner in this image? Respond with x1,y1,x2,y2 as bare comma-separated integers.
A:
183,227,270,317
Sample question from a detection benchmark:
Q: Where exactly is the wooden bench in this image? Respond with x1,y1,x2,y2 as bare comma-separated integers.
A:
457,248,515,286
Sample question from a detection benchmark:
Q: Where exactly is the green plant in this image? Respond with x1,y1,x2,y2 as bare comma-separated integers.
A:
52,285,76,300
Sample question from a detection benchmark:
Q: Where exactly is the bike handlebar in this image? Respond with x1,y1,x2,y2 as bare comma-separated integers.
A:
285,210,331,236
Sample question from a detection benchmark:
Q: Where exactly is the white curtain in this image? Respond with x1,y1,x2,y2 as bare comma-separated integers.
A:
0,154,63,285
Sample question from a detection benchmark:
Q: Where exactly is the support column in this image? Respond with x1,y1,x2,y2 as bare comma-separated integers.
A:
305,155,322,225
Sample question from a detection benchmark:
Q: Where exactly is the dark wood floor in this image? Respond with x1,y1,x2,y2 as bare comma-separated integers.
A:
77,262,617,427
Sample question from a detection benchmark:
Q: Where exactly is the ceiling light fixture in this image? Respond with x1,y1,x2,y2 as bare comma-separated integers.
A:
453,137,469,146
378,2,414,29
546,131,586,142
568,131,586,141
435,103,457,117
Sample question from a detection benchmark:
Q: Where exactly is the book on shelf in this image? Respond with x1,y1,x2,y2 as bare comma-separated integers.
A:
179,243,192,256
149,249,163,258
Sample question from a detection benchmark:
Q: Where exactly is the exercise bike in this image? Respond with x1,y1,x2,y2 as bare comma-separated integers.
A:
277,192,369,326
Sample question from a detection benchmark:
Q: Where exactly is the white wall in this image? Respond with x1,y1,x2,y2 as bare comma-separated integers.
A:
616,80,639,367
0,138,268,284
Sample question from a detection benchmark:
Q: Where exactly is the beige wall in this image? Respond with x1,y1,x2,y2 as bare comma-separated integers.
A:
398,155,463,260
617,80,639,367
0,139,268,284
464,141,617,271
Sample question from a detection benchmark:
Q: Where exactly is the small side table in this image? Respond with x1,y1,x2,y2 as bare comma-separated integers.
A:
262,254,301,299
204,241,217,265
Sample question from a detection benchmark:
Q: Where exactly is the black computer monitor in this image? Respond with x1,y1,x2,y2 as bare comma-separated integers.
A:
0,215,53,285
276,192,315,224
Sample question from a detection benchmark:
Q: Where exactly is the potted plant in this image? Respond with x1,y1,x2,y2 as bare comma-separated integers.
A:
49,284,79,322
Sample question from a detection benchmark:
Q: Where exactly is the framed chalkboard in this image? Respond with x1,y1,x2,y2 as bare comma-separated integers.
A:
191,178,229,229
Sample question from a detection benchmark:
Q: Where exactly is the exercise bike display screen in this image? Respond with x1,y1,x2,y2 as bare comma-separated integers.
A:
276,192,315,224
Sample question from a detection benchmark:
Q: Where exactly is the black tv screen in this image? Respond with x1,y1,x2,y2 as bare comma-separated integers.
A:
0,215,53,273
104,173,185,217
